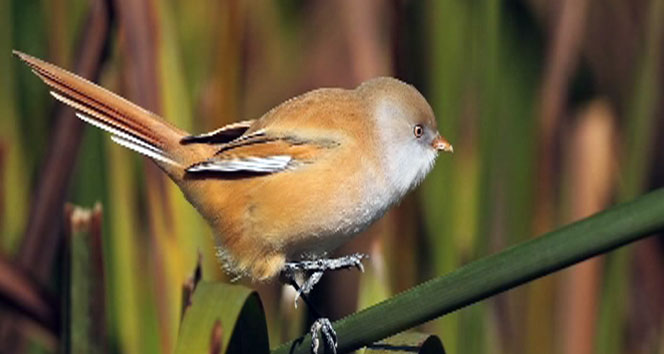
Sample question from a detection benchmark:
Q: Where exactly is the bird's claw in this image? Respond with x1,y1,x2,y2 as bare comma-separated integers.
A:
310,317,337,354
283,253,368,307
349,254,365,272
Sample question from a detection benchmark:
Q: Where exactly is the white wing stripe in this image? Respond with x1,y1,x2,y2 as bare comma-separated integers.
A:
187,155,291,173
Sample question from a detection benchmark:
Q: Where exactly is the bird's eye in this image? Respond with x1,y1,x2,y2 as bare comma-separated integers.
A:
413,124,424,138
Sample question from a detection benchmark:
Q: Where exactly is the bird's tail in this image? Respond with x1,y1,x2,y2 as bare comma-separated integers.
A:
13,50,188,169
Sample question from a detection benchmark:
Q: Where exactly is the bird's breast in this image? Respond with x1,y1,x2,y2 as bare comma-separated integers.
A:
238,148,393,260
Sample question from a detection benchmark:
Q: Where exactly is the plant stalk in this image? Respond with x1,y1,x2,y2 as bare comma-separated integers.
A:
273,188,664,354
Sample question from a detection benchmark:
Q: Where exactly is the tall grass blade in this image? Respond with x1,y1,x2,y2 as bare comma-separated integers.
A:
274,188,664,354
62,203,107,354
0,0,28,253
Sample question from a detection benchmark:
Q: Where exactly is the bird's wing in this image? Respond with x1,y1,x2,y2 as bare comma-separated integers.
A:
180,120,256,144
185,132,339,175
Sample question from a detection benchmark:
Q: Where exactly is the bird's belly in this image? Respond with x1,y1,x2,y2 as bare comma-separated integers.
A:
290,199,389,259
268,174,392,260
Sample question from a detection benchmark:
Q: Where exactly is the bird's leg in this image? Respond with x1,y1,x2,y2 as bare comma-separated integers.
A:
282,253,367,304
284,278,338,354
280,253,367,354
284,253,367,273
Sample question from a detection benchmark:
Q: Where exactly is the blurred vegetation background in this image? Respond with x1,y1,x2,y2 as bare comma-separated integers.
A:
0,0,663,353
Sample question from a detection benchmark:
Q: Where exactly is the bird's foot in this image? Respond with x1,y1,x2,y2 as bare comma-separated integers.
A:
310,317,337,354
284,253,367,274
281,253,367,306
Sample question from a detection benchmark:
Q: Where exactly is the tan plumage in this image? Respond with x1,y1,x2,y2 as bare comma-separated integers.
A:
14,50,452,281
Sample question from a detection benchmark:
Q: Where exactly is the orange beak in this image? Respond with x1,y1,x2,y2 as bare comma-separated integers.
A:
432,135,453,153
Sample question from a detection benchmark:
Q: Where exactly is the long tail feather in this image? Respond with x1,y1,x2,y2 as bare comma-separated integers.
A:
110,135,178,165
14,50,186,166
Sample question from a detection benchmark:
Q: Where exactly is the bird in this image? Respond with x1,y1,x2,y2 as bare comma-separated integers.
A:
14,50,452,353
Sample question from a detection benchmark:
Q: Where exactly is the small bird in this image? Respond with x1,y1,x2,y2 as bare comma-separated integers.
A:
14,50,452,353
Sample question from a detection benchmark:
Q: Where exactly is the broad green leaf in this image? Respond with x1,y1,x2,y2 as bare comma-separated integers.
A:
176,281,269,354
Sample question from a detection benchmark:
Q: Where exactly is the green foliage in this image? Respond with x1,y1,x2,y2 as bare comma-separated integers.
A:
273,188,664,354
176,282,269,354
1,1,663,354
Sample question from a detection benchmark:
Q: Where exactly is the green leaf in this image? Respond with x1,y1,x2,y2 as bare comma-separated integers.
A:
175,281,269,354
363,332,445,354
273,188,664,354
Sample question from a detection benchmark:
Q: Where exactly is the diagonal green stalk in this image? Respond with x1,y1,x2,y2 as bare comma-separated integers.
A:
273,188,664,354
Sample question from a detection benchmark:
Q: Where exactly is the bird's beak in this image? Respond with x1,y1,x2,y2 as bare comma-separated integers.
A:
432,135,453,153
